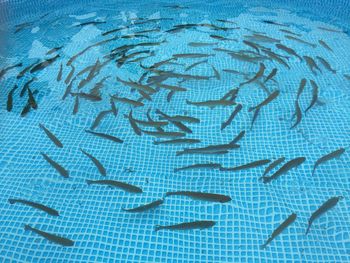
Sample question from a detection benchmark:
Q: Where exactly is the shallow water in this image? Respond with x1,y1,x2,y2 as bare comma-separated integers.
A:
0,0,350,262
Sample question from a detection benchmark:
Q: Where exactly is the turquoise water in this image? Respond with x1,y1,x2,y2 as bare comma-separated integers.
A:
0,0,350,262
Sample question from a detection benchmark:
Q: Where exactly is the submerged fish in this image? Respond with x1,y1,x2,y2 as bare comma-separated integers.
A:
155,220,216,232
188,42,218,47
39,124,63,148
0,62,23,80
285,35,316,48
17,60,39,79
262,157,286,176
245,33,281,43
261,213,297,249
80,148,106,176
153,139,201,145
173,53,214,59
57,63,63,81
248,90,280,112
185,59,208,71
250,108,260,130
316,56,336,74
41,153,69,178
264,68,277,83
304,80,319,113
165,191,231,203
155,109,192,134
303,56,321,74
122,199,164,212
125,110,142,136
186,99,235,108
174,163,222,172
142,130,186,138
30,55,60,73
221,104,242,131
6,85,18,112
312,148,345,175
85,130,123,143
318,40,333,52
220,159,270,171
240,63,266,86
291,101,302,129
111,95,144,107
279,29,302,37
46,46,63,55
90,110,112,130
158,114,200,123
8,199,59,216
305,196,343,235
25,225,74,247
86,179,142,193
275,43,302,60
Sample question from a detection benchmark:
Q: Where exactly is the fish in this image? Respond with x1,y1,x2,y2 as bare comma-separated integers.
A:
221,88,239,102
210,34,237,41
72,96,79,115
173,53,214,59
261,49,290,69
85,130,123,143
211,64,221,80
165,191,231,203
86,179,142,193
231,131,246,144
39,124,63,148
304,79,319,113
285,35,316,48
344,74,350,81
122,199,164,212
80,148,106,176
316,56,336,74
188,42,218,47
8,199,59,216
312,148,345,175
7,85,18,112
0,62,23,80
90,110,112,130
264,68,277,83
57,63,63,81
24,225,74,247
46,46,63,55
30,55,60,73
20,77,36,97
240,63,266,86
317,26,343,33
186,99,235,108
279,29,302,36
245,33,281,43
296,78,307,100
291,101,302,129
111,95,144,107
71,92,102,102
142,130,186,138
74,21,106,27
62,77,76,100
155,109,192,134
318,40,333,52
262,157,286,176
155,220,216,232
125,110,142,136
153,139,201,145
116,77,156,94
220,159,271,171
102,26,129,36
158,115,200,124
27,88,38,109
17,60,39,79
65,65,75,85
261,20,289,27
261,157,306,183
221,104,242,131
249,90,280,112
250,108,261,131
174,163,222,172
305,196,343,235
303,56,321,74
243,40,260,54
261,213,297,249
41,153,69,178
155,83,187,92
20,101,32,117
167,91,175,102
275,43,302,60
185,59,208,71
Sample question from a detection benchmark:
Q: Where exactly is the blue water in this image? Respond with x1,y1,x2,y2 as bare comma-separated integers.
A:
0,0,350,262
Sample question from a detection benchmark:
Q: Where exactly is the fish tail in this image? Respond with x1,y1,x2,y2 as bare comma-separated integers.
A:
261,177,269,184
86,180,93,185
248,107,255,112
260,243,267,249
8,199,16,204
154,225,163,232
305,224,311,235
24,224,32,231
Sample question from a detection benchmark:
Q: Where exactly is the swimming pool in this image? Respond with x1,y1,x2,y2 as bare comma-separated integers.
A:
0,0,349,262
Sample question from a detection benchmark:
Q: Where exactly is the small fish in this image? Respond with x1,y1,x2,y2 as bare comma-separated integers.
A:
188,42,218,47
102,26,128,36
261,213,297,249
46,46,63,55
126,110,142,136
20,77,36,97
142,130,186,138
86,179,142,193
318,40,333,52
261,49,290,69
210,34,237,41
173,53,214,59
57,63,63,81
312,148,345,175
240,63,266,86
27,88,37,109
211,64,221,80
74,21,106,27
158,115,200,123
80,148,106,176
344,74,350,81
221,88,239,102
264,68,277,83
250,108,260,130
231,130,245,144
65,65,75,85
185,60,208,71
17,60,39,79
304,79,319,113
186,99,235,108
71,92,102,102
90,110,112,130
0,62,23,80
39,124,63,148
174,163,222,172
285,35,316,48
243,40,260,54
8,199,59,216
275,43,302,60
111,95,144,107
245,33,281,43
317,26,343,33
24,225,74,247
62,77,76,100
249,90,280,112
316,56,336,74
220,159,270,171
303,56,321,75
72,96,79,115
261,20,289,27
291,101,302,129
155,83,187,92
296,78,307,100
221,104,242,131
20,101,32,117
155,220,216,232
165,191,231,203
41,153,69,178
30,55,60,73
279,29,302,36
176,139,239,156
85,130,123,143
122,199,164,212
155,109,192,134
305,196,343,235
261,157,306,183
153,139,201,145
7,85,18,112
262,157,286,176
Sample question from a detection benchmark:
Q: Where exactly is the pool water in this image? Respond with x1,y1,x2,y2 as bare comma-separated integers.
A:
0,0,349,262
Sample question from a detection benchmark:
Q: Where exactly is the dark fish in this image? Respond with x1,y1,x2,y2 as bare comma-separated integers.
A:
91,110,112,130
291,101,302,129
261,157,306,183
344,74,350,81
185,59,208,71
167,91,175,102
8,199,59,216
221,88,239,102
296,78,307,100
317,26,343,33
80,148,106,176
285,35,316,48
303,56,321,74
155,220,216,232
46,46,63,55
210,34,237,41
305,80,319,113
74,21,106,27
102,26,128,36
30,55,60,73
275,43,302,60
116,77,156,94
155,83,187,92
65,65,75,85
111,95,144,107
110,97,118,116
240,63,266,86
17,60,39,79
62,77,76,100
261,49,290,69
85,130,123,143
122,199,164,212
188,42,218,47
261,213,297,249
155,109,192,134
27,88,38,109
20,101,32,117
173,53,214,59
39,124,63,148
312,148,345,175
126,110,142,136
176,139,239,156
0,62,23,80
261,20,289,27
86,179,142,193
153,139,201,145
57,63,63,81
262,157,285,176
165,191,231,203
264,68,277,83
249,90,280,112
7,85,18,112
174,163,222,172
211,64,221,80
20,77,36,97
318,40,333,52
279,29,302,37
220,159,270,171
142,130,186,138
72,96,79,115
243,40,260,53
305,196,343,235
24,225,74,247
71,92,102,102
186,99,235,108
245,33,280,43
41,153,69,178
231,130,245,144
158,115,200,124
316,56,336,74
221,104,242,131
